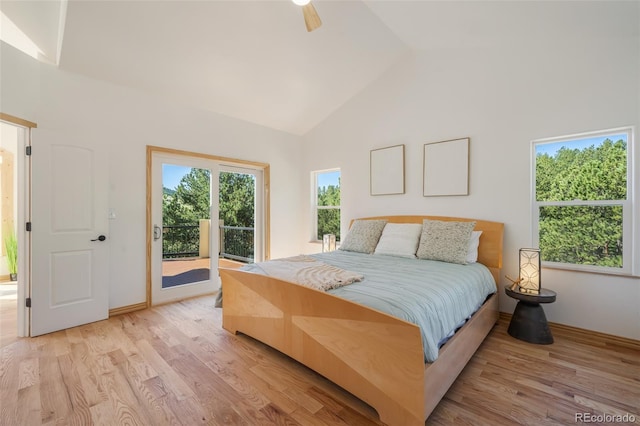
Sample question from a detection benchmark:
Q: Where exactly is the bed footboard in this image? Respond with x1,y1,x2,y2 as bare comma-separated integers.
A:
221,268,428,426
423,292,499,417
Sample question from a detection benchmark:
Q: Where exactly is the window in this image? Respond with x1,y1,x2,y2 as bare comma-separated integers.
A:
313,169,341,241
532,127,634,274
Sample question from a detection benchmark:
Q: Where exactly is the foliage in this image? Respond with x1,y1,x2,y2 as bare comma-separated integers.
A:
162,169,256,259
536,138,626,267
4,228,17,275
163,168,211,226
317,180,341,240
219,172,255,227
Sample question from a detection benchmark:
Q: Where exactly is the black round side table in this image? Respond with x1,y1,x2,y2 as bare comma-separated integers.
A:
505,287,556,344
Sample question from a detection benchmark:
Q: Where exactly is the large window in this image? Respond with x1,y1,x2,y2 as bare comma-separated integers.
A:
532,127,634,274
313,169,341,241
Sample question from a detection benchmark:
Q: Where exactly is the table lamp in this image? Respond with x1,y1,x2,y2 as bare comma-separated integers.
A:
519,248,541,294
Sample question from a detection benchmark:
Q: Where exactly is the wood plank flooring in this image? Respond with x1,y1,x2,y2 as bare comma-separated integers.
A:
0,283,17,348
1,295,638,425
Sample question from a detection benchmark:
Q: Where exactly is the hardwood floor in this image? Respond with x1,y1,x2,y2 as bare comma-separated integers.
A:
1,295,638,425
0,283,17,348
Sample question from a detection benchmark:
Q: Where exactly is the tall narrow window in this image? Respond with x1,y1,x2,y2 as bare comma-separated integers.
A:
313,169,341,241
532,127,634,274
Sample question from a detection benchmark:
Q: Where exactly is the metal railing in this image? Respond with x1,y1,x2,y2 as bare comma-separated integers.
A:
220,225,254,263
162,223,254,263
162,224,199,259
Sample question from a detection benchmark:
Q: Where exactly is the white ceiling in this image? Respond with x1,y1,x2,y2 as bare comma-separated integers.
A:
1,1,638,135
0,0,65,64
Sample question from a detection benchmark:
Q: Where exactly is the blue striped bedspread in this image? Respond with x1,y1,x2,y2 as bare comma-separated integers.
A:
243,250,496,362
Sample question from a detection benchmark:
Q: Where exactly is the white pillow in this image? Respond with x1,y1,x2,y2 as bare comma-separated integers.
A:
466,231,482,263
374,223,423,258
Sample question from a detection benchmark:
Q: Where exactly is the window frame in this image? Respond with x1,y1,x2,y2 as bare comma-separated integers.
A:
531,126,635,276
311,168,341,242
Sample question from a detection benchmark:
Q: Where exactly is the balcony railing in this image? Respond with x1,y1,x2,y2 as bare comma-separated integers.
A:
162,221,254,263
162,224,200,258
220,225,254,263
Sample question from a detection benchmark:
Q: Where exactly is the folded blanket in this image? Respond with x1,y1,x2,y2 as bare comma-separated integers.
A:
253,255,364,291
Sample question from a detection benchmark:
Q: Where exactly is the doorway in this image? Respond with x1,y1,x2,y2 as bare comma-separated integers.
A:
0,123,19,346
147,146,269,306
0,114,35,343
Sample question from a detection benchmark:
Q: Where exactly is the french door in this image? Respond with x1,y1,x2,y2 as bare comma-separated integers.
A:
149,149,266,305
151,153,219,305
219,165,264,265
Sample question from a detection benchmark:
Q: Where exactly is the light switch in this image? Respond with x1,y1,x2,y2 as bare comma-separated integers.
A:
108,208,116,220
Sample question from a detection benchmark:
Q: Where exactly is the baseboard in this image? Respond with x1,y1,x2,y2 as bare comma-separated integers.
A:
109,293,217,315
149,291,218,308
109,302,148,317
499,312,640,349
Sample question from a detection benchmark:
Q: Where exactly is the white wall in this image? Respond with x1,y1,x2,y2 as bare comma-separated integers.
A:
301,24,640,338
2,2,638,339
1,42,304,310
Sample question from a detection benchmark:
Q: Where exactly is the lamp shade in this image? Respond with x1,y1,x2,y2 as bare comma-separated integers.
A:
322,234,336,252
519,248,541,294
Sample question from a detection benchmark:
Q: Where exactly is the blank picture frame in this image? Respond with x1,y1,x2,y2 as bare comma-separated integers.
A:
423,138,469,196
370,144,405,196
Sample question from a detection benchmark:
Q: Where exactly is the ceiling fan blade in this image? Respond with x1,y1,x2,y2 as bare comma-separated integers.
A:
302,2,322,32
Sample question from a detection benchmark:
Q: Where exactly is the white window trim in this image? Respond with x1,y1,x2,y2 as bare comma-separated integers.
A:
531,126,636,276
311,168,341,242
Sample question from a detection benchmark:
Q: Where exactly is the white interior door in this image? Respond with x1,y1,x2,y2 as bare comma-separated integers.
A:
30,130,109,336
151,153,218,305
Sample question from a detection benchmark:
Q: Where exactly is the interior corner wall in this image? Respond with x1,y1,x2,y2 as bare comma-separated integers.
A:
1,42,304,311
301,36,640,339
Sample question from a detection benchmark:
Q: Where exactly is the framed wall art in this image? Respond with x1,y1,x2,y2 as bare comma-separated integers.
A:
370,144,405,196
423,137,469,196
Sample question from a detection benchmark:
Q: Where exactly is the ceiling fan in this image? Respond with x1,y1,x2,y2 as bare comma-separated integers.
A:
292,0,322,32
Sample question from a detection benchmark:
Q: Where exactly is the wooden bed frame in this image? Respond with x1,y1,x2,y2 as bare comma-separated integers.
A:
220,215,504,425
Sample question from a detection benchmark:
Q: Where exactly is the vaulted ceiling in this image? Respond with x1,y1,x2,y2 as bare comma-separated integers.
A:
1,1,637,135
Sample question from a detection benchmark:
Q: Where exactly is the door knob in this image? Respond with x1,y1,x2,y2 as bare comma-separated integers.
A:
91,235,107,242
153,225,162,241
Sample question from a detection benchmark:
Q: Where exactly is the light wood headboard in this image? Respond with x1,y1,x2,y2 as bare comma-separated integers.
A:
352,215,504,283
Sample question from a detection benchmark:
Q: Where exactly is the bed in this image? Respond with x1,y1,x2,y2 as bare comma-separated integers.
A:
220,215,504,425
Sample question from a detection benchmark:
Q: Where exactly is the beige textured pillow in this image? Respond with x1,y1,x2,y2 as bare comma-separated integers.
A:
339,219,387,254
417,219,476,264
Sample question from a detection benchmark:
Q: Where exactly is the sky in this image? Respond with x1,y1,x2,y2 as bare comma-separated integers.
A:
318,170,340,189
535,133,627,157
163,164,192,190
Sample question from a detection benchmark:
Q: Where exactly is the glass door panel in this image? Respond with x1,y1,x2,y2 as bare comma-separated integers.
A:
161,164,211,288
219,169,255,265
151,153,218,306
218,166,263,266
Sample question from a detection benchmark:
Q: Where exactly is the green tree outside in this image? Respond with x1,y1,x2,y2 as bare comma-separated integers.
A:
317,178,341,240
163,168,342,254
164,169,256,227
162,169,256,259
219,171,255,227
536,138,626,267
163,168,210,226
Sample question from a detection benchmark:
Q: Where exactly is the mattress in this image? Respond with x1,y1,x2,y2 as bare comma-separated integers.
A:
242,250,496,362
